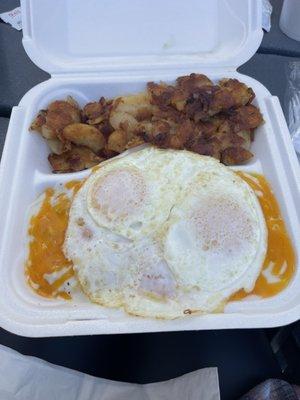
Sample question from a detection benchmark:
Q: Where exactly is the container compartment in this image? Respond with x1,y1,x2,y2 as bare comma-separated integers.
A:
0,71,299,337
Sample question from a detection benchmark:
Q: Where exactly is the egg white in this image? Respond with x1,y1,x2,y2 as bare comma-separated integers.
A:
63,181,130,307
64,148,267,318
86,148,174,240
84,147,223,240
164,171,267,294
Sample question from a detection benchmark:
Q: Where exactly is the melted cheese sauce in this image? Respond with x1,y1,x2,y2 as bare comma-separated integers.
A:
26,180,83,299
230,172,295,301
26,171,295,302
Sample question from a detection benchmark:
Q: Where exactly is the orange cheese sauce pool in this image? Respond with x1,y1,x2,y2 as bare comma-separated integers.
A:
26,173,295,301
26,180,83,299
230,172,295,301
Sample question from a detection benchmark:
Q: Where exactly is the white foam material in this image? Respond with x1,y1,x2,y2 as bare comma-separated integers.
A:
21,0,262,73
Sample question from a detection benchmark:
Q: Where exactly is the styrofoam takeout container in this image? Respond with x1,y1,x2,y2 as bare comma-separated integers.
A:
0,0,299,337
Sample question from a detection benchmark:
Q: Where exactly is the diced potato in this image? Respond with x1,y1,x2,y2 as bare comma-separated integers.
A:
62,123,105,153
83,97,112,125
110,111,138,132
47,139,70,155
30,111,46,133
107,130,129,153
109,93,154,133
221,147,253,166
125,135,145,149
48,146,103,173
30,98,81,140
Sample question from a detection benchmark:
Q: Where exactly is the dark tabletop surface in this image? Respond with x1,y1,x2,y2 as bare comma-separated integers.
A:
260,0,300,57
0,1,300,399
0,328,284,400
0,117,8,155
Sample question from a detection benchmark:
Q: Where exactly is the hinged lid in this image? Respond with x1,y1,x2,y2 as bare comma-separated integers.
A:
21,0,263,75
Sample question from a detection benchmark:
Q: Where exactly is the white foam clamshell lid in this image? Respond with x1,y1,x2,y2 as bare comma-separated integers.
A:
0,0,299,337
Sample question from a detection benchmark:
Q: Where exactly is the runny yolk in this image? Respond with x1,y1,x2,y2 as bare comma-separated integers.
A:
230,172,295,301
26,180,83,299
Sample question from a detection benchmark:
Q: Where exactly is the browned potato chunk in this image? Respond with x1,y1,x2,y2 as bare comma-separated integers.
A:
100,145,119,159
147,82,175,107
171,74,214,112
62,123,105,153
176,73,213,91
221,147,253,165
219,79,255,106
110,93,154,134
236,130,251,151
137,120,170,147
137,119,193,150
46,139,70,155
110,111,138,133
125,135,145,149
107,129,130,153
228,105,263,132
30,110,46,133
30,98,81,140
45,100,81,137
83,97,112,125
48,146,103,173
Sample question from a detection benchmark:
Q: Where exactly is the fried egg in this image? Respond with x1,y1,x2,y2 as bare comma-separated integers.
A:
64,147,268,318
85,148,180,239
84,147,229,240
63,180,129,307
164,171,267,295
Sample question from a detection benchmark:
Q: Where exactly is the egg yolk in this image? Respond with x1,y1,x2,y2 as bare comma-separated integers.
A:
230,172,295,301
26,180,83,299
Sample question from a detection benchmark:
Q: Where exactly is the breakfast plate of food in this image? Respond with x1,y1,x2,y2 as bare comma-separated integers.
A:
25,145,294,319
0,0,299,336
